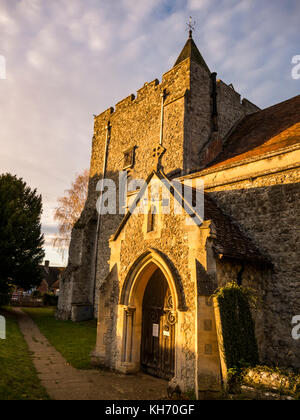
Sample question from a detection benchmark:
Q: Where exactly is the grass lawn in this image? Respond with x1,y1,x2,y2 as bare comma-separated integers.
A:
23,307,97,370
0,308,49,400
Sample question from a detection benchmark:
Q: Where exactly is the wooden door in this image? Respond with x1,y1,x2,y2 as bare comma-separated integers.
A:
141,269,175,380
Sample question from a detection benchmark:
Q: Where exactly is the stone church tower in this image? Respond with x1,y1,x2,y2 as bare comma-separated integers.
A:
57,31,300,395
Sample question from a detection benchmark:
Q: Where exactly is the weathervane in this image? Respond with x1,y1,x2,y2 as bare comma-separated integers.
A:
186,16,196,38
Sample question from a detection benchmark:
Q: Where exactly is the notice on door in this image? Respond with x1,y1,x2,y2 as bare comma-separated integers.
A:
152,323,159,337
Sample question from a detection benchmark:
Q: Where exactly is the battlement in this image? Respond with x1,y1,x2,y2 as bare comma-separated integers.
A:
136,78,160,100
217,79,260,112
94,79,161,123
94,106,114,123
242,97,260,114
94,57,193,127
217,79,242,105
115,94,136,112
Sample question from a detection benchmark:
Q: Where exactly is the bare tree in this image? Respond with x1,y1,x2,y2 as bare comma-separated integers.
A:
53,169,89,256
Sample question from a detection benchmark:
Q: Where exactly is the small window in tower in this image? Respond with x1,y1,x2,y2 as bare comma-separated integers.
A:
123,147,135,170
147,205,158,233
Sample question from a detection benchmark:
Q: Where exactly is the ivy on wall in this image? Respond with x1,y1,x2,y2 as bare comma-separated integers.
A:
214,282,259,370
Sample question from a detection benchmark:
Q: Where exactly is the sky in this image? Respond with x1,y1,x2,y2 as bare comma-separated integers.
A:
0,0,299,267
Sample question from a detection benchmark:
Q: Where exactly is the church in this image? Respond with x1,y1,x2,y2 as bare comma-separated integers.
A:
57,30,300,396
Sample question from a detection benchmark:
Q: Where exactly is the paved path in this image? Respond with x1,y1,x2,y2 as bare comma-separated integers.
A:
14,308,168,400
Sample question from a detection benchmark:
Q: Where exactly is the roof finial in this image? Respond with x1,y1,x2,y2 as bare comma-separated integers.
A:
186,16,196,38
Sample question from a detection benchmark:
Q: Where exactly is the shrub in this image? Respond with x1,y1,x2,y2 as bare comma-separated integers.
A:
0,293,10,307
214,282,259,371
43,293,58,307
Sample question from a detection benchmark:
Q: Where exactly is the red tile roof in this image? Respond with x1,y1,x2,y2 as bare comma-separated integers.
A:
207,95,300,170
203,193,267,262
172,179,267,262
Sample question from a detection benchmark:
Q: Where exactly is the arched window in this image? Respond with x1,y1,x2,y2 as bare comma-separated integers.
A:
147,205,157,232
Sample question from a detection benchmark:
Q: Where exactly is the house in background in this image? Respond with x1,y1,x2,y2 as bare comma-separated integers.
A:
11,261,64,304
38,261,64,296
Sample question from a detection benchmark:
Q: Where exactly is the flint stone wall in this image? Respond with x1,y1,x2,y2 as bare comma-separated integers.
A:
208,169,300,368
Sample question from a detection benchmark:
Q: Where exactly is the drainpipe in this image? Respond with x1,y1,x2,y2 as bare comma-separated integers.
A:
92,122,111,312
211,72,218,132
160,89,166,146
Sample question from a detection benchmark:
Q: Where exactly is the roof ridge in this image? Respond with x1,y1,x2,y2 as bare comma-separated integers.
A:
261,93,300,113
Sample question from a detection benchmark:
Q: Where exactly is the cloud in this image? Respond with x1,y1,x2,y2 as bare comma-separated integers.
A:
187,0,210,11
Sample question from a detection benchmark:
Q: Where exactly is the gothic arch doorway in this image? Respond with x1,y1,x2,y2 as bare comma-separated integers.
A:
118,250,182,378
141,268,175,380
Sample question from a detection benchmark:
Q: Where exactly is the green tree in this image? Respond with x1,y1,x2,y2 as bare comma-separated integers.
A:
0,174,45,301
